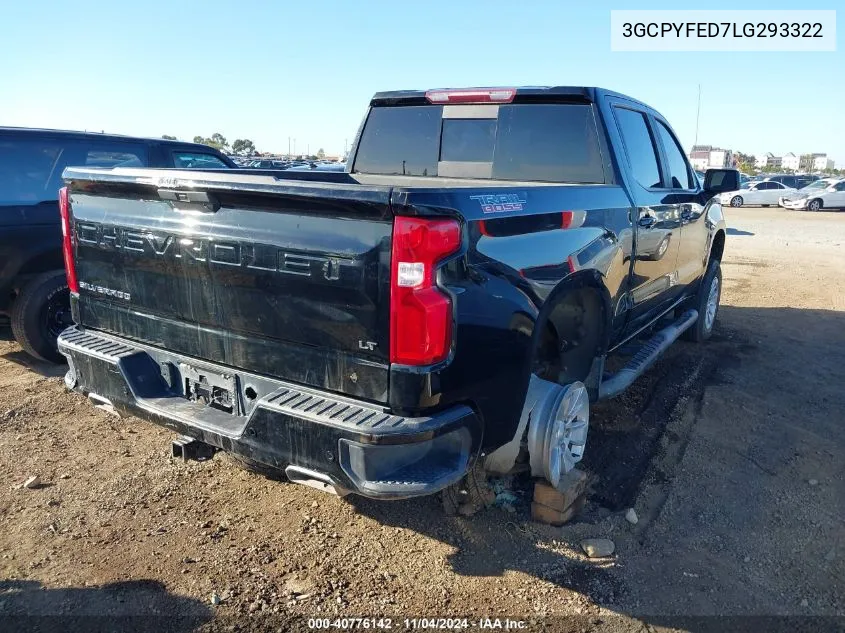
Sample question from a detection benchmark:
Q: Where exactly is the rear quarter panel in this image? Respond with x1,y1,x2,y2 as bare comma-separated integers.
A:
390,184,633,449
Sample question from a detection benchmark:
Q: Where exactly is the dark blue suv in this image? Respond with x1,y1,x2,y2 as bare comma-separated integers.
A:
0,127,235,362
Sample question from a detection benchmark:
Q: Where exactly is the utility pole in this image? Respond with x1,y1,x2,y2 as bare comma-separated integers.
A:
288,137,291,159
694,83,701,148
293,138,296,156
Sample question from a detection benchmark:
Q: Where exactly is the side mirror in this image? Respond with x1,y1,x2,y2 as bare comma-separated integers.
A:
704,169,741,194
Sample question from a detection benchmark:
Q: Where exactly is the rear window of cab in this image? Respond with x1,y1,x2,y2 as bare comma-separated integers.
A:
353,103,605,184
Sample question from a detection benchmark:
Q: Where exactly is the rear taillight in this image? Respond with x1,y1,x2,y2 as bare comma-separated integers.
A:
58,187,79,293
390,217,461,365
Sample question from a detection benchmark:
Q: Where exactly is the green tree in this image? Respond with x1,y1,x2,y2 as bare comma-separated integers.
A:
161,134,177,140
232,139,256,156
316,148,326,159
210,133,228,149
192,133,230,151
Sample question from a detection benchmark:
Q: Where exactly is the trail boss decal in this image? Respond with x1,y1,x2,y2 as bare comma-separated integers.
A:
469,193,527,214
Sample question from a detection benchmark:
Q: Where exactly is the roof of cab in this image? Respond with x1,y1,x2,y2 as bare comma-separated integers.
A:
370,86,650,110
0,126,214,149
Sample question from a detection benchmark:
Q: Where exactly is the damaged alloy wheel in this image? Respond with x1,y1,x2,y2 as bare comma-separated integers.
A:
526,378,590,489
485,375,590,491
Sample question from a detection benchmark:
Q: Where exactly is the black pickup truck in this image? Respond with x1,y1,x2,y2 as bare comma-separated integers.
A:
57,87,738,501
0,127,236,362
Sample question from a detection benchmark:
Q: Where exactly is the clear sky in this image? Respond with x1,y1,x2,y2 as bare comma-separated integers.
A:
2,1,843,163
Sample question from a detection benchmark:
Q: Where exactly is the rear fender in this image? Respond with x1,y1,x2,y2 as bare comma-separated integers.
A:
704,201,727,265
532,269,613,358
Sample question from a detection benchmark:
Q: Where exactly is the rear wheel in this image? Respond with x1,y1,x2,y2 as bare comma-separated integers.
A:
10,271,71,363
683,261,721,343
808,198,822,212
730,196,743,207
441,461,494,516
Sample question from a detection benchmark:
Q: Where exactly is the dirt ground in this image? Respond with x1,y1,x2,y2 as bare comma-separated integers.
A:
1,207,843,633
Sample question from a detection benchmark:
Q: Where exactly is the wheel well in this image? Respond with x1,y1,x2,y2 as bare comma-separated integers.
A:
532,287,606,385
710,230,725,263
18,251,64,278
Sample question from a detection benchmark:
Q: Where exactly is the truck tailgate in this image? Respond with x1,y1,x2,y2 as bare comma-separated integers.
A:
63,168,393,403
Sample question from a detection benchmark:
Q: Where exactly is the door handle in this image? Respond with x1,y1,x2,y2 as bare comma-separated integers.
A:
638,215,656,228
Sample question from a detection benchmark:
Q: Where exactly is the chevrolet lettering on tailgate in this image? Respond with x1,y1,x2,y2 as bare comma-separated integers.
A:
75,222,356,280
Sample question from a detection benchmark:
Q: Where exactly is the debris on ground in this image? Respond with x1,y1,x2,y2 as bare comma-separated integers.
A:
92,402,121,418
624,508,639,525
580,538,615,558
22,475,41,489
483,475,521,513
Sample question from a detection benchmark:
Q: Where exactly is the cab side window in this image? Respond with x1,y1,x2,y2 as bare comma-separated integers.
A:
614,107,661,189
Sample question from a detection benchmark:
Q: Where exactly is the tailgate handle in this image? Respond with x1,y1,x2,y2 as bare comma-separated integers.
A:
158,189,219,210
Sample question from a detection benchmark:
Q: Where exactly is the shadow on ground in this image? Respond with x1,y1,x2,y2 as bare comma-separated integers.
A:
0,326,66,378
0,579,212,632
348,305,845,626
0,350,66,378
726,228,755,236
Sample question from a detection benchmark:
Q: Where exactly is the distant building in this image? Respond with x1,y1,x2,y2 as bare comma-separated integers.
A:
689,145,712,171
815,156,834,171
799,153,834,172
755,153,782,169
689,145,734,170
781,152,800,171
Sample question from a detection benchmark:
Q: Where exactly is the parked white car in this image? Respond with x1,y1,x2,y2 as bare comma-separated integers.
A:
719,180,797,207
779,178,845,211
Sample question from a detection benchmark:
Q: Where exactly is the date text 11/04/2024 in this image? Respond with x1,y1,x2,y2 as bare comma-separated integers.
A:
307,618,528,630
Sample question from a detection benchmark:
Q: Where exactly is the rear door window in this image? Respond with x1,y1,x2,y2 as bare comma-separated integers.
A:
0,137,147,204
0,138,63,204
353,102,605,183
613,108,662,189
172,151,229,168
85,149,145,167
